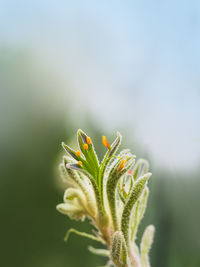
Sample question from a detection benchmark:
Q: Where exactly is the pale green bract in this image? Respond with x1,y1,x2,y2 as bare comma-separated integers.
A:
56,129,155,267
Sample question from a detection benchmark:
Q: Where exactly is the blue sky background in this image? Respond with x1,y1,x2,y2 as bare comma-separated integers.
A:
1,0,200,170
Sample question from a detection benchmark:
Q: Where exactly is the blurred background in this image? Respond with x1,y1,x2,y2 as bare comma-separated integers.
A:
0,1,200,266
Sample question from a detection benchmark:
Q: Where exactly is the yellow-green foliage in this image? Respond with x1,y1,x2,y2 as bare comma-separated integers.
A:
57,129,155,267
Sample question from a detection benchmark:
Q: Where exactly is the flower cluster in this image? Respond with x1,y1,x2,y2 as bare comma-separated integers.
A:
57,129,155,267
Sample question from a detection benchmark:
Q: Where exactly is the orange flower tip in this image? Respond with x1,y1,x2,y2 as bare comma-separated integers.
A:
102,136,110,149
127,170,133,175
83,144,88,150
86,137,92,145
76,150,81,157
78,161,82,166
118,159,127,172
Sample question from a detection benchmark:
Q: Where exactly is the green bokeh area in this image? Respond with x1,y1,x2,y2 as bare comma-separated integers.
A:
1,49,200,267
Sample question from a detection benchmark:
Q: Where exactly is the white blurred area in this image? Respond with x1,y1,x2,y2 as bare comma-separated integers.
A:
0,0,200,170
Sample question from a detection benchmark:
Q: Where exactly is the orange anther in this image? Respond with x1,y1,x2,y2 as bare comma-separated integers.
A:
78,161,82,165
76,150,81,156
102,136,110,149
127,170,133,175
83,144,88,150
118,159,127,172
86,137,92,145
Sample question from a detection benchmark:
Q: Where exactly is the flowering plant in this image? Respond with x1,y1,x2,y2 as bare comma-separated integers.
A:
57,129,155,267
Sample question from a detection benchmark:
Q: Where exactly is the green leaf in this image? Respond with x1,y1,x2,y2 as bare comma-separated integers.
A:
98,132,122,208
64,228,105,244
121,173,152,246
107,157,135,230
140,225,155,267
88,246,110,257
62,142,84,162
62,142,93,175
61,158,97,217
139,187,149,222
66,163,105,218
77,129,99,178
131,187,149,241
59,158,76,187
133,159,149,181
130,200,140,241
111,231,128,266
100,132,122,175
